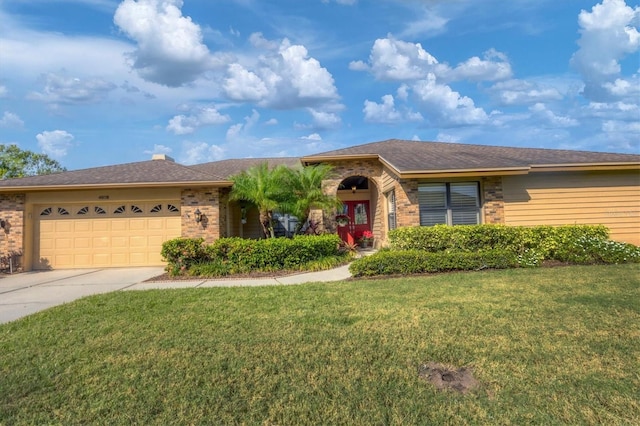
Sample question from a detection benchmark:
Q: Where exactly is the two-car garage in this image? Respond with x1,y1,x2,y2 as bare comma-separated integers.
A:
32,201,181,269
33,201,181,269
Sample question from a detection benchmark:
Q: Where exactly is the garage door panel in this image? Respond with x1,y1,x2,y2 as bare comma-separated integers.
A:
40,238,54,250
35,201,181,269
111,220,128,231
129,253,147,264
74,254,91,267
110,253,127,264
130,236,147,247
147,218,165,230
55,238,73,249
74,221,91,232
93,237,111,248
129,219,146,230
74,237,91,249
92,253,111,266
93,220,110,232
111,236,128,249
55,222,73,232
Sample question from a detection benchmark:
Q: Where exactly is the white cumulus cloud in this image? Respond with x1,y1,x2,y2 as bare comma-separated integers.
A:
0,112,24,128
180,141,225,165
114,0,225,86
223,38,339,109
27,72,117,105
570,0,640,101
355,37,441,81
490,79,564,105
36,130,74,158
411,74,488,126
166,105,231,135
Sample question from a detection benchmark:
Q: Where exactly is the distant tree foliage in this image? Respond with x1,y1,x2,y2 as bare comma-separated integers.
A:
0,144,66,179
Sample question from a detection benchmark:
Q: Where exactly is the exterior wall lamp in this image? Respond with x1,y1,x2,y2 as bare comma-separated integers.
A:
194,208,202,223
351,185,357,193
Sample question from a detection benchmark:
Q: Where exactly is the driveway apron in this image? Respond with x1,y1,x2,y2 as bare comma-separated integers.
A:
0,267,164,324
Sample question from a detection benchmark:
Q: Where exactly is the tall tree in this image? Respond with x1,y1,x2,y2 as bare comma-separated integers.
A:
0,144,66,179
229,162,290,238
282,164,342,233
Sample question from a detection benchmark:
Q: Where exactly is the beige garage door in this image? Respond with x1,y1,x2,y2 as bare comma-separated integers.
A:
34,202,181,269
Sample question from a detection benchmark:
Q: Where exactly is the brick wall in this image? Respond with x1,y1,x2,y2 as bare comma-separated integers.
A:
0,193,25,267
481,176,505,224
322,159,384,240
180,188,220,243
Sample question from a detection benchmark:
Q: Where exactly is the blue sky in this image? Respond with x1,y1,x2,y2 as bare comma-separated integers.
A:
0,0,639,170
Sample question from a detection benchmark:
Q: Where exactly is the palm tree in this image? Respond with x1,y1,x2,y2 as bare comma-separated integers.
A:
229,162,290,238
282,164,342,234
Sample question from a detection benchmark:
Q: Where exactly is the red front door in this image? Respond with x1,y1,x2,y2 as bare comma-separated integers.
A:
337,201,371,244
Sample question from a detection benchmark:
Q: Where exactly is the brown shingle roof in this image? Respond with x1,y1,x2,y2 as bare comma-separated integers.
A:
0,158,226,189
302,139,640,172
190,157,301,179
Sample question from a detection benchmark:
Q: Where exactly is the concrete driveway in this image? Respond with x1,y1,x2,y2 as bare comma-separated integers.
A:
0,267,164,324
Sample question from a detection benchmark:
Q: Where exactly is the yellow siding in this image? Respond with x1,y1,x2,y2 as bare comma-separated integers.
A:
503,170,640,245
381,168,398,193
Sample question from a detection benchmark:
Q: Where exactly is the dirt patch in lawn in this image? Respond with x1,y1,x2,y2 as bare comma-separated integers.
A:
418,362,479,394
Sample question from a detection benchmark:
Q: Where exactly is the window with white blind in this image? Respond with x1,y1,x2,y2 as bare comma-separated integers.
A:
418,182,480,226
387,190,397,230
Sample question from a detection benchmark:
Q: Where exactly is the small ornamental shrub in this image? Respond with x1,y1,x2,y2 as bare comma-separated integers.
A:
160,238,208,275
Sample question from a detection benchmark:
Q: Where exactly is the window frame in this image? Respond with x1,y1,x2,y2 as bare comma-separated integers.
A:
418,181,481,226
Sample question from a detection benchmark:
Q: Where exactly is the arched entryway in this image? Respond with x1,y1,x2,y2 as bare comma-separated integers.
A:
336,175,376,247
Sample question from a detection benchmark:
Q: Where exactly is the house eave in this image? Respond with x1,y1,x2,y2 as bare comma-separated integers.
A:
301,154,380,165
0,181,233,192
529,163,640,173
398,167,532,179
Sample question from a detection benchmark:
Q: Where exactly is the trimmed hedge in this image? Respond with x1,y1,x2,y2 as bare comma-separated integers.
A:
349,248,519,277
388,224,610,258
350,224,639,277
162,234,345,277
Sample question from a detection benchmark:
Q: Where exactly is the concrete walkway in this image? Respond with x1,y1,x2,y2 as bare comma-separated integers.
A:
0,264,353,324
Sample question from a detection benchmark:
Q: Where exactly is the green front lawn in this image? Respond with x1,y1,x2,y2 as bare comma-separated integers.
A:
1,264,639,425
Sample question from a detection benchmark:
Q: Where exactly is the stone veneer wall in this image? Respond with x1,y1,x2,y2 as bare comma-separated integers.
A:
181,188,220,244
0,193,25,266
481,177,505,224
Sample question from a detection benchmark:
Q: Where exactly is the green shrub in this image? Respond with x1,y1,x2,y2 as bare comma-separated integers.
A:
163,234,345,277
188,259,232,277
349,248,519,277
160,238,209,275
388,224,610,258
555,236,640,265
